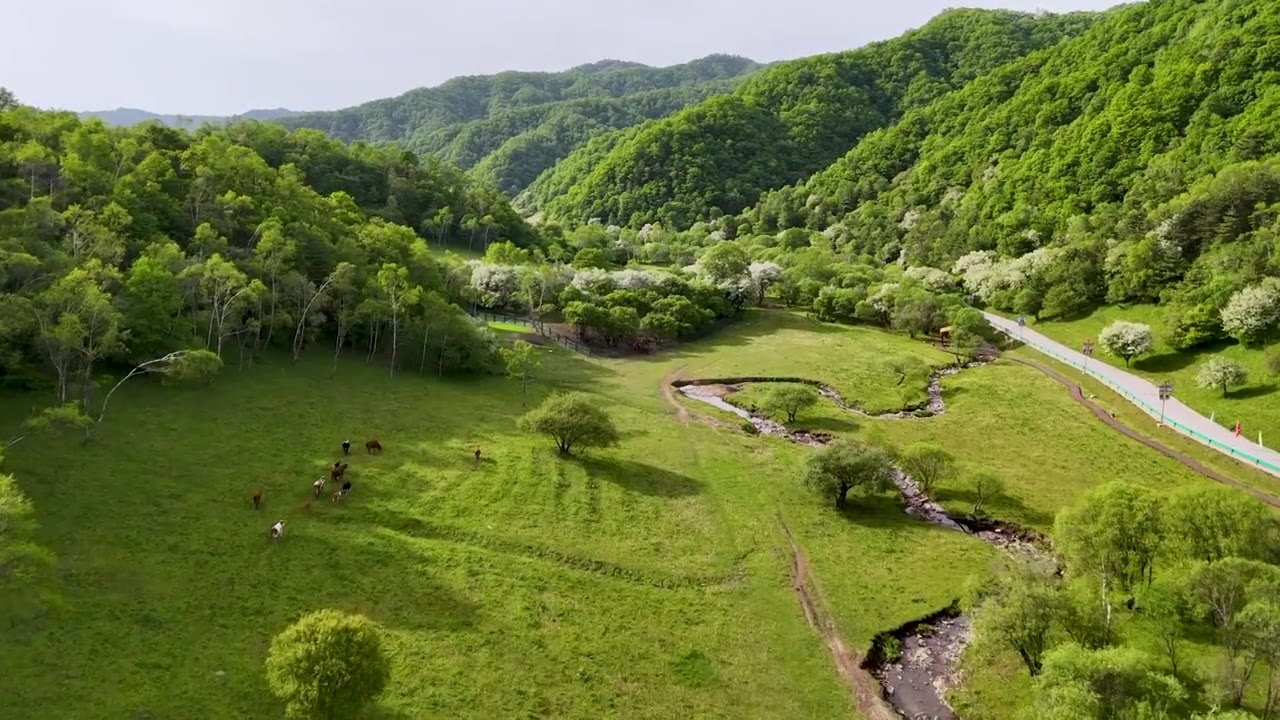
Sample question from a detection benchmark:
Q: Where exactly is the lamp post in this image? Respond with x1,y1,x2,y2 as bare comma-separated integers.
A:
1158,381,1173,426
1082,340,1094,371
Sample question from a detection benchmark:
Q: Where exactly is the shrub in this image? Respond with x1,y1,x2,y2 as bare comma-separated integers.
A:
265,610,391,720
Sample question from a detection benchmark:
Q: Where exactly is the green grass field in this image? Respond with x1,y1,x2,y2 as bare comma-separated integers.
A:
2,309,1273,719
1021,304,1280,447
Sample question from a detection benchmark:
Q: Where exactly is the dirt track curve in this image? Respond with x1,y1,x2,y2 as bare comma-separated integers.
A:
1008,357,1280,509
779,518,900,720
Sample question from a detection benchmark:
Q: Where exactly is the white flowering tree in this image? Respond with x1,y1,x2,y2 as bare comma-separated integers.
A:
748,262,783,305
1221,278,1280,346
1098,320,1154,367
1195,357,1248,397
467,262,520,311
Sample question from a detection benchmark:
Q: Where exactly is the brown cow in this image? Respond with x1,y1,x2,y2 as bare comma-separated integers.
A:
330,462,348,482
252,491,263,510
365,439,382,454
474,448,481,462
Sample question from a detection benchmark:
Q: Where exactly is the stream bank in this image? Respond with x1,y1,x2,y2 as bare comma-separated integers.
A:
673,362,1052,720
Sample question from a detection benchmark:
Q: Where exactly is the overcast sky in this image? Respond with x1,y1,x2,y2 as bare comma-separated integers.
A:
4,0,1127,115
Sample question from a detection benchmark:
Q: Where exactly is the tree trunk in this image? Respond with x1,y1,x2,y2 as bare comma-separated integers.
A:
437,333,449,376
419,326,430,374
389,314,398,378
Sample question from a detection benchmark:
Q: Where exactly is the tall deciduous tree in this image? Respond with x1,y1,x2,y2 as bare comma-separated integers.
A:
374,263,421,377
899,443,955,494
762,384,819,424
500,340,541,407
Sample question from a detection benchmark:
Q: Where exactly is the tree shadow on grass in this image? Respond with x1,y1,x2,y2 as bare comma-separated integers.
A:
835,493,922,529
1230,383,1278,400
1132,351,1203,374
570,455,704,498
933,486,1055,529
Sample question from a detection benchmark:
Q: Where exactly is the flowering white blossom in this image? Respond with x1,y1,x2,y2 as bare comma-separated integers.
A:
570,267,613,291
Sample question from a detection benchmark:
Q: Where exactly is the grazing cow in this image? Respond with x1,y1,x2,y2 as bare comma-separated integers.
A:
341,480,352,496
269,520,284,539
330,462,348,482
331,490,342,503
252,491,263,510
365,438,382,454
342,439,351,456
312,477,326,497
474,448,481,462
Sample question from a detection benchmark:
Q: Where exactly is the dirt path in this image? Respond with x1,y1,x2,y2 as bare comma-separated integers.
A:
1009,356,1280,509
659,366,691,424
779,518,900,720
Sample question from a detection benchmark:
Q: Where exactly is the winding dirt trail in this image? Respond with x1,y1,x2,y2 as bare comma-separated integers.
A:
1009,357,1280,509
779,518,901,720
659,366,692,424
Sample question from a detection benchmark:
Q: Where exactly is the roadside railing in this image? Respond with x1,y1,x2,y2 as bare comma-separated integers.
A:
992,324,1280,476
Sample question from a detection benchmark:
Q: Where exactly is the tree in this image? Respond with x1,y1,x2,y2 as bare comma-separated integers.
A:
374,263,421,377
93,350,222,434
1163,485,1278,563
1187,558,1280,705
802,440,895,509
518,392,620,454
697,242,750,286
762,384,819,424
899,443,955,494
1033,644,1185,719
946,306,994,363
1097,321,1153,367
970,471,1005,516
973,560,1062,676
0,86,17,111
265,609,391,720
1221,278,1280,346
500,340,541,407
292,262,353,363
0,452,55,617
32,263,124,406
1196,357,1248,398
1239,601,1280,719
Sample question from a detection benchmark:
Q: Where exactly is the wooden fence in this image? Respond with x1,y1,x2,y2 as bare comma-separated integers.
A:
470,310,594,357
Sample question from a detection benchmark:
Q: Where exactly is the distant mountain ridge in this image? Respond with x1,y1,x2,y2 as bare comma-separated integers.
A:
78,107,299,128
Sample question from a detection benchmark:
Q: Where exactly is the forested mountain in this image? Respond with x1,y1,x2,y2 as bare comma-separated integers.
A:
735,0,1280,351
78,107,298,128
0,97,538,399
526,8,1098,228
281,55,760,194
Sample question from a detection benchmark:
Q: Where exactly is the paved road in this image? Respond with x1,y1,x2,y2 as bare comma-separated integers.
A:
982,311,1280,480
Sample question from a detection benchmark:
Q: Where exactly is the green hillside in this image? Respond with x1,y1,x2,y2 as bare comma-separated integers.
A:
526,8,1097,228
742,0,1280,349
281,55,760,194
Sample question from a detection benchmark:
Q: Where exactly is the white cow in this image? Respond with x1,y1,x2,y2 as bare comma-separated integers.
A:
270,520,285,539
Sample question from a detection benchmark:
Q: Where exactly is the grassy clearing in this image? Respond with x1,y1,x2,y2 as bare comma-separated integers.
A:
658,310,953,414
6,308,1275,719
1021,304,1280,446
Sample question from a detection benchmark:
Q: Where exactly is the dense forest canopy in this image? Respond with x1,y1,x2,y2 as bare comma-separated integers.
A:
280,55,761,196
729,0,1280,350
0,96,547,406
522,8,1098,228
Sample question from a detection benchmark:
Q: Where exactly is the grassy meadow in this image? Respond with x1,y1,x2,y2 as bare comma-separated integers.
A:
2,309,1274,719
1021,304,1280,447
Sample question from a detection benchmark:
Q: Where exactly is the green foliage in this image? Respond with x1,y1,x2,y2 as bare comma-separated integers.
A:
0,451,55,617
1195,357,1249,397
533,9,1095,227
265,609,391,720
283,56,761,196
1055,481,1164,593
0,104,512,403
761,384,819,424
1163,485,1279,564
500,340,541,407
518,391,620,454
970,471,1005,517
899,443,955,494
1033,644,1186,720
801,439,895,508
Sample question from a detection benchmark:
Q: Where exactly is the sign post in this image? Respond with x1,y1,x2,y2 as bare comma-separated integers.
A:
1158,381,1173,426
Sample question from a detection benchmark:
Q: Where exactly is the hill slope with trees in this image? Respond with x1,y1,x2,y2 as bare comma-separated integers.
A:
737,0,1280,353
525,8,1098,228
280,56,761,194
